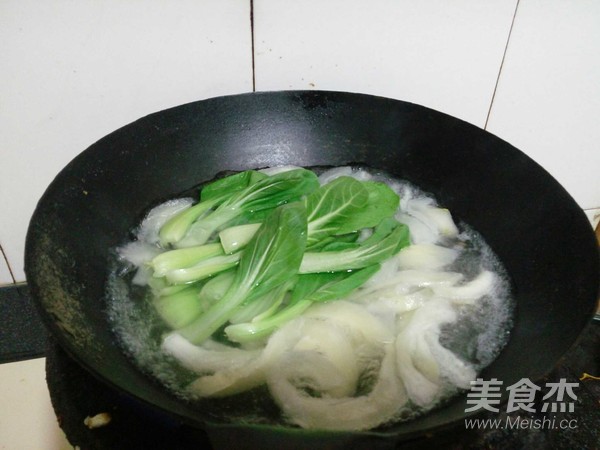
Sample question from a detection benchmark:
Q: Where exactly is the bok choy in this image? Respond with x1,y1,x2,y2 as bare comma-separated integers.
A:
176,201,308,344
145,167,410,346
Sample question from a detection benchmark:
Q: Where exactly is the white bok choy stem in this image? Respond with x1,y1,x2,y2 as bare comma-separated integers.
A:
268,342,405,431
162,334,261,374
395,298,476,407
395,244,459,270
266,301,407,430
176,310,344,397
431,270,496,304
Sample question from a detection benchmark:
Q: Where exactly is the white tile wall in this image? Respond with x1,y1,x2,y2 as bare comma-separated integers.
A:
254,0,518,127
486,0,600,210
1,0,598,281
584,208,600,231
0,0,253,282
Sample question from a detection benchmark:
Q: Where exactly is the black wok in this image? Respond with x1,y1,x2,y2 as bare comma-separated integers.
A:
25,91,599,448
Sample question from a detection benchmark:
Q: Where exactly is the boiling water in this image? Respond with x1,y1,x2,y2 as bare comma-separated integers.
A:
106,166,514,429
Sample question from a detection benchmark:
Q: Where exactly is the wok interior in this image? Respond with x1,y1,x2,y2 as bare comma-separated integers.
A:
25,91,599,441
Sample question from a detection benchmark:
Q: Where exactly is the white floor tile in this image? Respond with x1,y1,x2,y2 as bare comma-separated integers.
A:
0,0,252,282
486,0,600,209
0,249,14,285
0,358,73,449
254,0,517,127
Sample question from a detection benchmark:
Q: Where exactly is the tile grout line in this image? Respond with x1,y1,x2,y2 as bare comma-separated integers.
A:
484,0,521,130
250,0,256,92
0,243,17,284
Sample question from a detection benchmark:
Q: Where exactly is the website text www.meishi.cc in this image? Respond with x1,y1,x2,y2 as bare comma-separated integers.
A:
464,415,578,430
